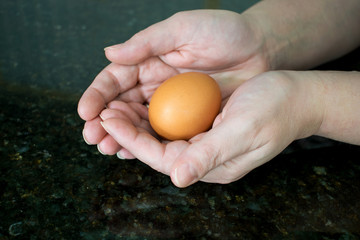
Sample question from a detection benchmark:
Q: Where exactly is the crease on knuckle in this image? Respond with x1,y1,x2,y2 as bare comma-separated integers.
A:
198,142,222,174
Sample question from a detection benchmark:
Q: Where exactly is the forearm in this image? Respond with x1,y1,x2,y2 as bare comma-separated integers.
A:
244,0,360,70
313,71,360,145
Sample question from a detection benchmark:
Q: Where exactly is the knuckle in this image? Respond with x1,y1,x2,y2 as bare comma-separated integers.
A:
198,142,223,171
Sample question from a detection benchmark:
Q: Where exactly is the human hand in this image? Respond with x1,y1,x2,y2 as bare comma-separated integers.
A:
99,71,324,187
78,10,270,156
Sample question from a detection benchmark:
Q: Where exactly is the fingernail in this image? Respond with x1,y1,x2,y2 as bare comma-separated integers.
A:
104,46,115,51
173,163,198,188
97,144,106,155
82,129,91,145
99,114,105,121
104,44,123,51
116,152,126,160
100,121,110,134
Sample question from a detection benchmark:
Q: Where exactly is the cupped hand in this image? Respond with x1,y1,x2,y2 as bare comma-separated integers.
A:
77,9,270,157
99,71,324,187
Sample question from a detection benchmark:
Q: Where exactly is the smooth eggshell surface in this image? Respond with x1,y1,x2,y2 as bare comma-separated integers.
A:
148,72,222,140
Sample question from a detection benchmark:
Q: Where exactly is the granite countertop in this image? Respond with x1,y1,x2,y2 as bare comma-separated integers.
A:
1,0,359,238
1,48,360,240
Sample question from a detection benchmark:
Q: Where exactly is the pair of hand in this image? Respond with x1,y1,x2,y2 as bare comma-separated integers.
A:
78,10,322,187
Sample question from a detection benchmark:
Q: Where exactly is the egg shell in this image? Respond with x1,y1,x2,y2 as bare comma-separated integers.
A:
148,72,221,141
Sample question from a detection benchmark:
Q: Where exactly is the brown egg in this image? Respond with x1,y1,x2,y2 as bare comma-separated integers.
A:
148,72,222,141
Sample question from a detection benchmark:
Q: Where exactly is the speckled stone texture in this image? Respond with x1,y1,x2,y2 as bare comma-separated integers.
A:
1,0,360,239
1,47,360,238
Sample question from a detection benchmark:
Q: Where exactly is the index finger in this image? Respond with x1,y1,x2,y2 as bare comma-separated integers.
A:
100,117,190,175
78,63,139,121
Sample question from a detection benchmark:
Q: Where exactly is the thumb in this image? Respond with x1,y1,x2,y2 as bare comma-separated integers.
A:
104,16,180,65
170,118,245,188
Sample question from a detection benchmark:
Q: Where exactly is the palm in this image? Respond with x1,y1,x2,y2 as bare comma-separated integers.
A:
98,72,297,184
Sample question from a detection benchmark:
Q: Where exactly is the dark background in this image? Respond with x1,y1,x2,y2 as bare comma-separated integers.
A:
1,0,360,239
0,0,258,93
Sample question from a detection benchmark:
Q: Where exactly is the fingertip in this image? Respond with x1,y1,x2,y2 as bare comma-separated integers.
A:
104,43,123,51
104,44,124,63
77,97,89,120
117,148,136,160
100,118,128,140
78,88,106,121
97,134,122,155
116,151,126,159
170,129,227,187
171,162,199,188
82,129,91,145
83,117,107,144
97,144,106,155
104,40,147,65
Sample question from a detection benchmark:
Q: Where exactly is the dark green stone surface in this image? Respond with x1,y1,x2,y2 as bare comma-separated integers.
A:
1,54,360,238
1,0,360,239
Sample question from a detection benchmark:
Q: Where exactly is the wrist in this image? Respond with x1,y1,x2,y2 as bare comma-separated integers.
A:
243,0,360,71
278,71,326,140
241,7,287,71
314,71,360,144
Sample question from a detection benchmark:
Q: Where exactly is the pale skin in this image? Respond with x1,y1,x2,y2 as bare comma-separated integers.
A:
78,0,360,187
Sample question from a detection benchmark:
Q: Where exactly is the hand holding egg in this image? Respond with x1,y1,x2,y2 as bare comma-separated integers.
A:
99,71,316,188
78,9,274,187
79,9,269,158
